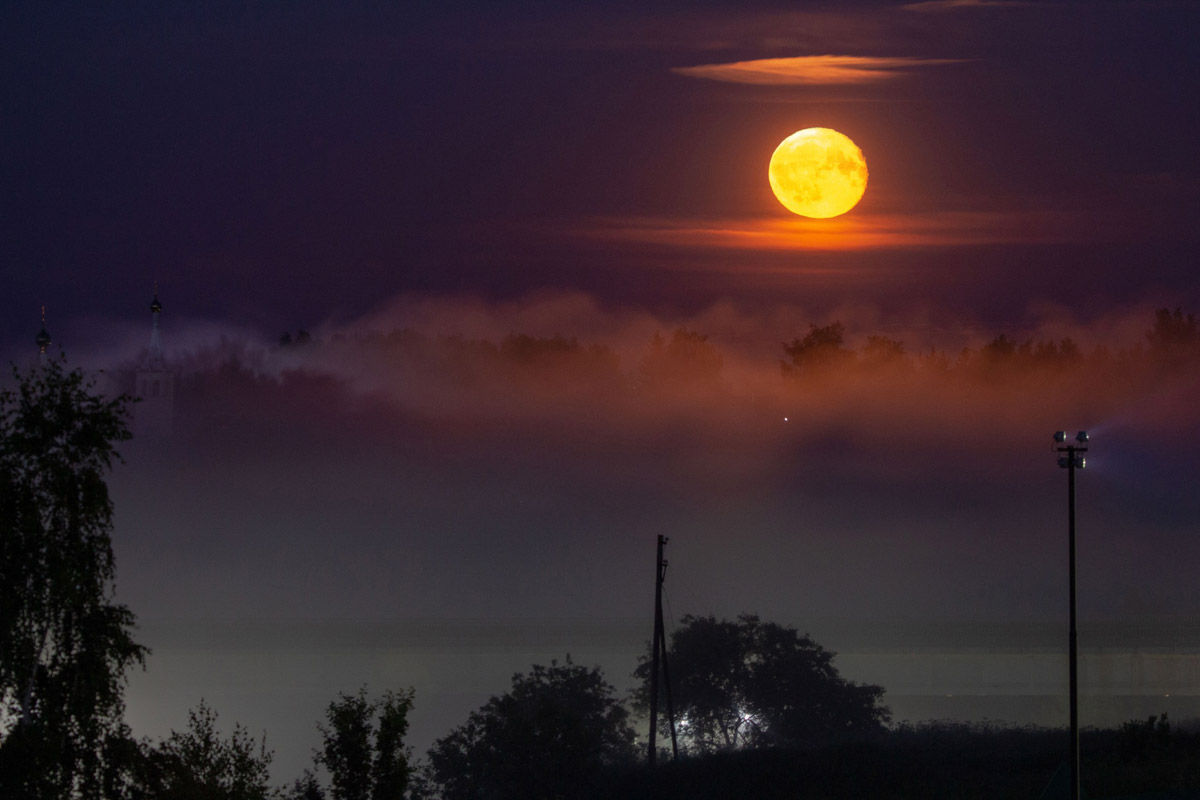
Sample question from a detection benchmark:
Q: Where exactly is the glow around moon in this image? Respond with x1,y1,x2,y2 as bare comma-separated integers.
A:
768,128,868,218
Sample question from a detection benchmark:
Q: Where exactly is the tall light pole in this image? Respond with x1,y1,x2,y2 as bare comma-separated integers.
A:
1055,429,1088,800
648,535,677,766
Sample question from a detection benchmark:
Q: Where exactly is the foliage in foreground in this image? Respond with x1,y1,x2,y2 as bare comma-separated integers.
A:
0,359,146,799
426,657,636,800
140,700,274,800
281,686,416,800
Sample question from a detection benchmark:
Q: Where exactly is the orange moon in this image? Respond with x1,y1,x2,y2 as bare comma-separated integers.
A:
768,128,868,218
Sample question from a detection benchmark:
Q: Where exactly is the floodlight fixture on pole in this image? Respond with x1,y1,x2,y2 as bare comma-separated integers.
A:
1054,430,1088,800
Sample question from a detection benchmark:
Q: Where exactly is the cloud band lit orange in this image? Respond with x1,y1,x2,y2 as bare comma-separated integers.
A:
579,211,1085,252
671,55,964,85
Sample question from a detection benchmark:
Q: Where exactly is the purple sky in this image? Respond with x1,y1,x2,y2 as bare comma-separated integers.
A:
4,0,1200,344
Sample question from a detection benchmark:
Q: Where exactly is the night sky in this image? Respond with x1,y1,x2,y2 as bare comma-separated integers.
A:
6,0,1200,338
5,0,1200,780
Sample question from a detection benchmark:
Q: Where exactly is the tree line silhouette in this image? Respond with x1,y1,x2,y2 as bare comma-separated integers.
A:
262,307,1200,400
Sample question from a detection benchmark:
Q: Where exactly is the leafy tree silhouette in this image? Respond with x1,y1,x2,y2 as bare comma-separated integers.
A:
308,687,415,800
427,657,635,800
0,358,147,799
638,328,724,391
860,335,909,371
143,699,274,800
633,614,889,754
1146,307,1199,362
781,322,854,377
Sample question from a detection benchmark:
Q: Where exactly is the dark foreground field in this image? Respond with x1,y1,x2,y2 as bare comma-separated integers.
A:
585,720,1200,800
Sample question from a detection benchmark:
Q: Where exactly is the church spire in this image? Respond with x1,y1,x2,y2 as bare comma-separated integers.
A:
35,306,52,363
146,283,164,369
135,284,175,438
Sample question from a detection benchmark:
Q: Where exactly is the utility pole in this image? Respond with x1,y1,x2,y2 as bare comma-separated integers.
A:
1055,430,1088,800
648,534,677,766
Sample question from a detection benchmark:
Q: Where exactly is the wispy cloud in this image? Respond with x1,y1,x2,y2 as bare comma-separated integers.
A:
902,0,1032,13
578,210,1081,253
671,55,964,85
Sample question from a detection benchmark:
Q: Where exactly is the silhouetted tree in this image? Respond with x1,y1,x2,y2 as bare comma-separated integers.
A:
0,358,147,799
633,614,889,754
980,334,1017,362
282,770,326,800
860,335,908,370
315,687,415,800
1032,337,1083,367
369,690,414,800
1146,307,1199,361
499,334,622,389
782,322,853,376
146,700,274,800
917,346,951,374
427,657,635,800
501,334,582,365
638,328,723,390
1118,713,1173,760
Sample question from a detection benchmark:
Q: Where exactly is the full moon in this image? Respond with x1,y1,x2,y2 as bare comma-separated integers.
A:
768,128,868,218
